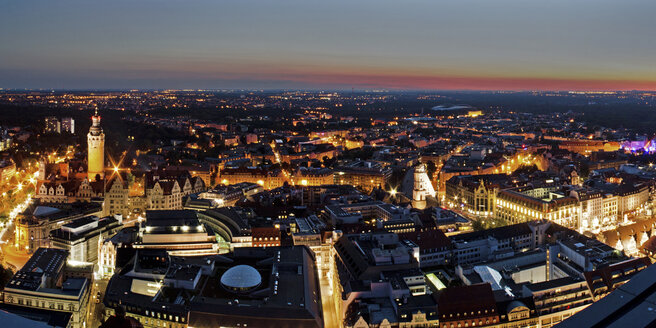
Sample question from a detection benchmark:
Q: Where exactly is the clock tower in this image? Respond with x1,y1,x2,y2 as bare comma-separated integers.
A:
87,109,105,181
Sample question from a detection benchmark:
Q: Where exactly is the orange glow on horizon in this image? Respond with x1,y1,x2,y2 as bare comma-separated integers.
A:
264,72,656,91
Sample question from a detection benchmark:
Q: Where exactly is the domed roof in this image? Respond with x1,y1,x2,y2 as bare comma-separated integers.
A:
220,265,262,290
507,300,528,313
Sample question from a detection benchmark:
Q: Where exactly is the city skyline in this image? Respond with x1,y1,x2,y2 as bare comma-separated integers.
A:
2,1,656,327
2,90,656,328
2,0,656,91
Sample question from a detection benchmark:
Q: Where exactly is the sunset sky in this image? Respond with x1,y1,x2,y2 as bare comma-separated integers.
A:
1,0,655,91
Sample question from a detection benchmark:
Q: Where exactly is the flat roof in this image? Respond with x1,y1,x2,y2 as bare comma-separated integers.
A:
62,215,97,229
7,248,68,291
145,210,201,228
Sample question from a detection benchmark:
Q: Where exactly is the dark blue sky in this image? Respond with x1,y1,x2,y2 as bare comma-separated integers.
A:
1,0,655,90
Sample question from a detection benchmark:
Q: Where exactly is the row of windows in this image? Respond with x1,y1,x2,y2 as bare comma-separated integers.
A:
9,296,76,312
442,317,497,328
255,237,279,241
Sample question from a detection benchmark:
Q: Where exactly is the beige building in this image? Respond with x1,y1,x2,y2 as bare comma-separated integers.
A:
219,167,286,189
2,248,91,328
36,178,104,203
495,184,644,232
103,170,205,218
292,167,334,186
496,187,581,229
334,161,392,192
15,203,103,253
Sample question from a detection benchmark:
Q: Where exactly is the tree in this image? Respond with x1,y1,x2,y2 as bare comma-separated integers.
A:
512,164,538,175
425,161,437,178
0,264,14,287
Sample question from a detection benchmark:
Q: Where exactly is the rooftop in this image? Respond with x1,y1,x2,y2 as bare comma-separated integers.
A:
6,248,68,291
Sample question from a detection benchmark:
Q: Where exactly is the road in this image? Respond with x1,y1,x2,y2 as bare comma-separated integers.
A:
320,280,340,328
0,244,30,271
86,279,109,328
0,165,39,271
0,222,30,271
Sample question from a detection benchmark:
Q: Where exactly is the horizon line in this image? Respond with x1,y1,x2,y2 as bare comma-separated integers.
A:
2,88,655,93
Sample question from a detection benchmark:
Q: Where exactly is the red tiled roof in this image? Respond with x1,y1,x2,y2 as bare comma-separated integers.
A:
438,283,497,318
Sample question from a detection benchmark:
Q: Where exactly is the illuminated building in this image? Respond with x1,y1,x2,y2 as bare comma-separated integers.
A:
98,227,137,279
291,216,342,286
36,178,104,203
522,278,593,327
496,187,581,228
615,182,649,217
102,169,205,217
467,110,483,117
598,217,656,256
102,249,190,328
344,138,364,150
0,131,12,151
135,210,218,256
104,175,130,216
334,161,392,192
449,222,543,266
444,174,508,218
44,116,61,133
60,117,75,134
250,226,281,247
102,247,324,328
145,177,183,210
245,133,258,144
87,109,105,181
2,248,91,328
324,201,416,229
197,207,255,250
49,215,122,263
165,164,212,187
558,139,620,155
293,167,334,186
570,189,618,231
15,202,103,253
410,164,436,209
621,138,656,153
218,167,285,189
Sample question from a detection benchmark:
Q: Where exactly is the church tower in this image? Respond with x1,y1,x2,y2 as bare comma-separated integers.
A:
412,164,436,209
87,109,105,181
37,157,47,181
